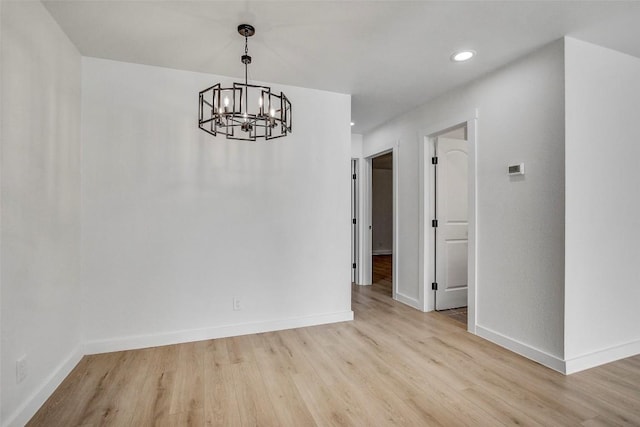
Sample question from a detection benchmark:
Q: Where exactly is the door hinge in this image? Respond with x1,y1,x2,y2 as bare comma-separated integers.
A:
352,173,357,180
352,218,357,225
432,157,438,165
352,263,356,269
432,219,438,228
432,282,438,291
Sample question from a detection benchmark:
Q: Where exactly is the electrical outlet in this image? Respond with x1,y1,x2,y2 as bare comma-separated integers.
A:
16,356,27,384
233,297,241,311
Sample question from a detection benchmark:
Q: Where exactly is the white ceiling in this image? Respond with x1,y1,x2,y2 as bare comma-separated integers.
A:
43,1,640,134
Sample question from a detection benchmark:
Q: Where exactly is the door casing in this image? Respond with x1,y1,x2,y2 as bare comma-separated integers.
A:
351,159,359,283
419,111,478,333
359,143,399,304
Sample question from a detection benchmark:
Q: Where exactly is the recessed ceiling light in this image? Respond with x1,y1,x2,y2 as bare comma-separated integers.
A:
350,122,355,126
451,50,476,62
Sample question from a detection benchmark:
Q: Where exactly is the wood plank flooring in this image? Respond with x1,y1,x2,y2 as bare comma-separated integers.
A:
29,269,640,426
438,307,468,326
374,254,467,326
372,254,393,297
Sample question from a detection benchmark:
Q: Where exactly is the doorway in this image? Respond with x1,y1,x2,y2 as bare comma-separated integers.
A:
351,159,359,283
371,152,393,296
421,115,477,332
359,142,399,302
432,127,469,327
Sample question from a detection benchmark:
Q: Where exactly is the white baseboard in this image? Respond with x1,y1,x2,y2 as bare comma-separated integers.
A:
564,338,640,374
372,249,392,255
475,325,566,374
476,325,640,375
394,292,422,311
84,310,354,355
3,345,83,427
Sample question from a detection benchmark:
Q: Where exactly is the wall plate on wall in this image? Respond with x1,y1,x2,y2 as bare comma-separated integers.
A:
508,163,525,176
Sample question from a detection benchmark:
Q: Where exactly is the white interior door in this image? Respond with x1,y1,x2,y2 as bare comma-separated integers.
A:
435,137,468,310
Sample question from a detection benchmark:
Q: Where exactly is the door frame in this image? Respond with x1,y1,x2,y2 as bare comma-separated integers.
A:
419,111,477,333
351,159,359,283
361,143,399,301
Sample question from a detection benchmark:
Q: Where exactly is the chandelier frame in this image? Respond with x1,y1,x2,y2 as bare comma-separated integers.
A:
198,24,292,141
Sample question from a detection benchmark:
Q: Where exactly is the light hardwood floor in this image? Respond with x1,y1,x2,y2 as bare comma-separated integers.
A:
29,275,640,426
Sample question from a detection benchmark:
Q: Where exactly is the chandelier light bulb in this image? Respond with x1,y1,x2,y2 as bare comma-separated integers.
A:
224,96,230,107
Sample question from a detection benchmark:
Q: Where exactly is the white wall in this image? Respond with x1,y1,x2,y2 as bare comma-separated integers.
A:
1,2,82,425
81,58,352,351
351,133,363,158
364,40,566,366
372,168,393,253
564,38,640,372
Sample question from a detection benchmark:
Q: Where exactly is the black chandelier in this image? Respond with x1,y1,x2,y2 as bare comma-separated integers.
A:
198,24,292,141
